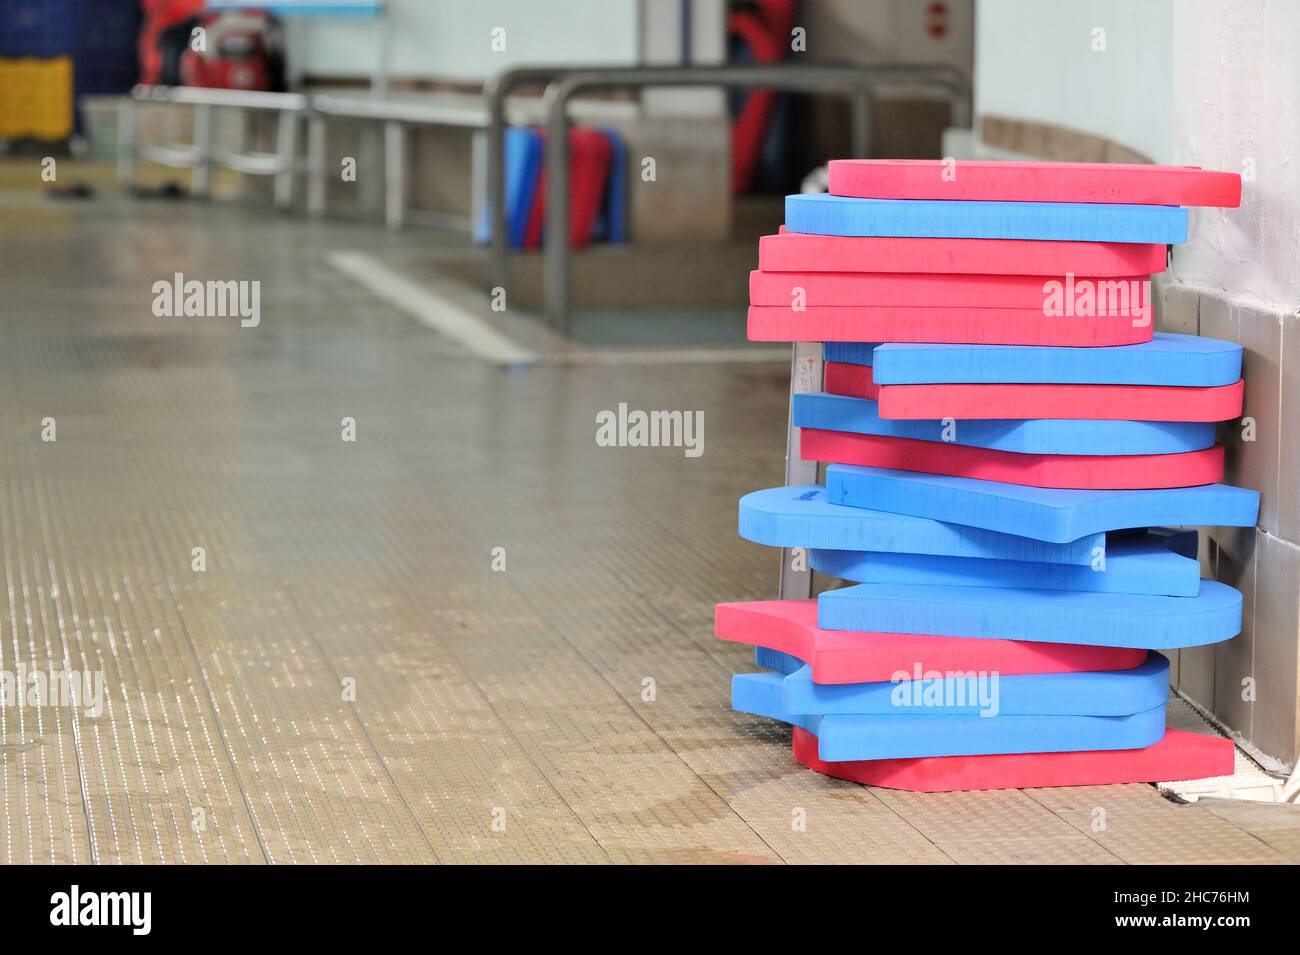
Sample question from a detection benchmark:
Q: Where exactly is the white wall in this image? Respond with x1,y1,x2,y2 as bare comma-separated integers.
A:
292,0,641,84
1169,0,1300,312
975,0,1299,312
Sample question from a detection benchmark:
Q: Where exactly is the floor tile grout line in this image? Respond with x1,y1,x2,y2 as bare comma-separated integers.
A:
15,474,97,864
282,583,445,864
500,577,793,865
384,578,617,864
130,485,274,863
152,573,274,866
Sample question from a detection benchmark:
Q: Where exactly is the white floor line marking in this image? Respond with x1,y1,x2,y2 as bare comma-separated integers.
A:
544,347,789,366
327,250,536,366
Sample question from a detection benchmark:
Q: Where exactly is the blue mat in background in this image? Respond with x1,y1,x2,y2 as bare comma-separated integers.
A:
474,127,542,248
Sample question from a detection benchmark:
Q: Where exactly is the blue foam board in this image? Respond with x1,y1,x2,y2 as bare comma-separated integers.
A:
822,342,881,367
780,653,1168,716
810,529,1199,597
785,193,1188,243
824,465,1260,543
732,672,1168,761
739,485,1103,566
592,127,627,243
474,127,542,248
817,580,1243,649
871,333,1243,386
796,393,1215,456
755,646,803,675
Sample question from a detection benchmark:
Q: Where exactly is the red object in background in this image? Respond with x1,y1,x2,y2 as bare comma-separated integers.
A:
138,0,204,84
727,0,796,195
180,12,284,91
522,128,613,249
926,1,949,39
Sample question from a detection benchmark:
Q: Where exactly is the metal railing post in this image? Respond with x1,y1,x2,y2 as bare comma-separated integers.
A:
117,95,136,190
306,114,326,216
534,64,971,332
192,102,213,198
778,341,823,600
545,92,573,327
486,79,510,294
273,108,298,209
383,120,406,229
484,66,624,296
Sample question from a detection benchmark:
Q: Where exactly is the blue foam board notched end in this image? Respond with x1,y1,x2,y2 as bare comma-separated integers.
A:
823,465,1260,543
816,579,1243,650
795,393,1217,456
784,193,1189,244
738,485,1104,566
810,528,1200,597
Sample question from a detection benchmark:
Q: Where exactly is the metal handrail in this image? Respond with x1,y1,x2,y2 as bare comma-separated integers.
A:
485,64,627,292
537,63,971,329
130,84,308,111
311,92,489,126
121,84,309,208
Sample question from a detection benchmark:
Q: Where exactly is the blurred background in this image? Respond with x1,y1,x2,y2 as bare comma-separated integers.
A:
3,0,978,334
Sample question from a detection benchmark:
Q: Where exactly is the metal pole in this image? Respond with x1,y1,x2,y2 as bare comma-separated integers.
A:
486,86,508,293
117,95,136,190
273,108,298,209
778,341,823,600
383,120,405,229
192,103,213,198
306,114,326,217
484,66,624,297
545,98,572,328
538,64,970,331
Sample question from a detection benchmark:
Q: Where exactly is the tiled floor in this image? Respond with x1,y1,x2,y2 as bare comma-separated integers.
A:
0,172,1293,864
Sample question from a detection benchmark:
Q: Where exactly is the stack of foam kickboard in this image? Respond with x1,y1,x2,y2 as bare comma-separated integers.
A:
723,159,1258,792
473,126,627,248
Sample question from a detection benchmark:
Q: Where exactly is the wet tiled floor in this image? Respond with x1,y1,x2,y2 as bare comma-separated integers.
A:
0,175,1292,864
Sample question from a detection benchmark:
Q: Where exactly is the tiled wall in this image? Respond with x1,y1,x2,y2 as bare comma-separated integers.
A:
1158,281,1300,768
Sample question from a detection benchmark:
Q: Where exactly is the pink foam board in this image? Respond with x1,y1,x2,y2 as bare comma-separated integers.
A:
800,428,1226,489
828,159,1242,207
750,270,1150,309
879,378,1245,422
714,600,1145,685
757,231,1168,276
793,726,1235,792
824,362,880,400
748,305,1153,347
823,363,1245,422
